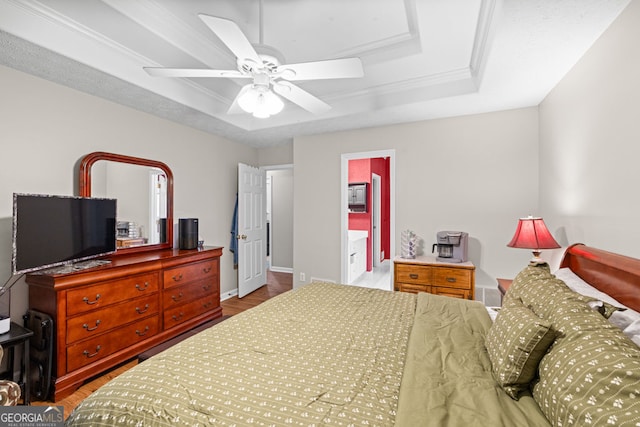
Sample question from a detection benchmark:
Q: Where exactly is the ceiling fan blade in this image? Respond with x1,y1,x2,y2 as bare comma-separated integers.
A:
277,57,364,81
273,81,331,114
198,14,262,65
144,67,250,78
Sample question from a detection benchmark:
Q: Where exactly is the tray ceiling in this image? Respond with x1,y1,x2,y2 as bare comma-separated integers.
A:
0,0,631,147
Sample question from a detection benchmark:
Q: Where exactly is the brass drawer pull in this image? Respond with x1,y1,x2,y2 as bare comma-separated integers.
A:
136,326,150,336
446,277,457,283
83,345,101,358
171,292,184,302
82,320,101,332
202,284,211,291
203,267,212,274
82,294,101,305
172,312,184,322
135,282,149,291
136,304,150,314
203,301,212,309
172,274,183,282
409,274,419,279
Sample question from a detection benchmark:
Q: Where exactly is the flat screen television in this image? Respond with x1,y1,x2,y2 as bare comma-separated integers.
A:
12,193,117,274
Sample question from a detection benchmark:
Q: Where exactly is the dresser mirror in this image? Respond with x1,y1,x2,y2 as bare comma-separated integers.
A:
79,152,174,253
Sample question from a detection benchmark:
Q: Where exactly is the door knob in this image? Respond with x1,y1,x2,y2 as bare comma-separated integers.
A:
236,234,247,240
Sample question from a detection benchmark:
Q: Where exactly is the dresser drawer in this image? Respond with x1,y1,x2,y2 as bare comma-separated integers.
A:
66,273,159,316
163,260,218,289
395,264,431,284
163,279,217,308
433,286,471,299
163,295,217,329
398,283,431,294
66,315,160,372
432,267,472,289
66,294,159,344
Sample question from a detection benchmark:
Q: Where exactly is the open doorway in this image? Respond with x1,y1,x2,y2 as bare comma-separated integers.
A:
265,165,293,274
341,150,395,291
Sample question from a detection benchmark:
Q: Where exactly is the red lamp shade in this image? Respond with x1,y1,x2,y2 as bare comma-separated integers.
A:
507,216,560,264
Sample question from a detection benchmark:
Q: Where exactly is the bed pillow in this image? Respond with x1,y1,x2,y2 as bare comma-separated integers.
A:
532,298,640,426
485,298,557,400
553,267,624,309
554,267,640,330
623,318,640,347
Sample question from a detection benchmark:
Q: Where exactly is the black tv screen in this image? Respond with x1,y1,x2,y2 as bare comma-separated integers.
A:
12,193,117,274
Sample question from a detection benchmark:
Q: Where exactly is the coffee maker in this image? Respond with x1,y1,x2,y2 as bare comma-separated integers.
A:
432,231,469,263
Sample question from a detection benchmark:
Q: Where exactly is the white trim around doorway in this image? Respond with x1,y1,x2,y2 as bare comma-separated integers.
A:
340,150,396,290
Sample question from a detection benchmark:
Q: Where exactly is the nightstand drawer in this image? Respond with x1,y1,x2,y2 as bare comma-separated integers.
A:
432,268,471,289
433,286,471,299
398,283,431,294
396,265,432,284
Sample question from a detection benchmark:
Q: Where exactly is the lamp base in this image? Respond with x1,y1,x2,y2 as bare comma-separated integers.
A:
529,252,548,266
0,316,10,334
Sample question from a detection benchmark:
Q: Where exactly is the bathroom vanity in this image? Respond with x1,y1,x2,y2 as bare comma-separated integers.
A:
348,230,368,283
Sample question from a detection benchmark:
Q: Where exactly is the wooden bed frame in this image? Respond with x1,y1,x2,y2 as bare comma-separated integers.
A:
560,243,640,312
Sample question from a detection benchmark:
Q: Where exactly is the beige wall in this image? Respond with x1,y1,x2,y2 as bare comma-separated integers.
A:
294,107,540,290
0,65,257,322
258,143,293,166
539,0,640,259
269,169,293,270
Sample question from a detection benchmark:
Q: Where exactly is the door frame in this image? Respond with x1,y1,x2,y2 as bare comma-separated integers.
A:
340,150,395,289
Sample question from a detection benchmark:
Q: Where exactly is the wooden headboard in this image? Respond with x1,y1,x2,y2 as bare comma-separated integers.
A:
560,243,640,312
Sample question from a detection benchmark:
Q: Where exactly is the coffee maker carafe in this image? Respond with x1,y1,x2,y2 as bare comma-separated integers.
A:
432,231,468,263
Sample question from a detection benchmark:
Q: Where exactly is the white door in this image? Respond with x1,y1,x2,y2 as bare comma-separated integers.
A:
237,163,267,298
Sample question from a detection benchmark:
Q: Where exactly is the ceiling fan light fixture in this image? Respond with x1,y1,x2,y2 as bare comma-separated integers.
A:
238,84,284,118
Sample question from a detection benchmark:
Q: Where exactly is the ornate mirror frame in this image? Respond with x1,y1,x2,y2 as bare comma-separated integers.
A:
79,151,174,254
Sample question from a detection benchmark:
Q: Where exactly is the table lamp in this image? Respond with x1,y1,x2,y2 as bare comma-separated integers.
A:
507,216,560,265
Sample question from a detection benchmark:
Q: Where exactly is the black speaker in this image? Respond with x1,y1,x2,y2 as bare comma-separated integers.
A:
179,218,198,250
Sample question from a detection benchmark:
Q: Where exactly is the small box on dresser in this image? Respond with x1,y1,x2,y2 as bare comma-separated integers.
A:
394,255,475,299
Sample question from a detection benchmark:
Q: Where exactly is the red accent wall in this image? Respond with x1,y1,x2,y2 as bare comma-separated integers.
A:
348,157,390,271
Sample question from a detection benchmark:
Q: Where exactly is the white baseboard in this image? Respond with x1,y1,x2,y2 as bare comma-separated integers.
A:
270,266,293,273
220,289,238,301
310,277,336,284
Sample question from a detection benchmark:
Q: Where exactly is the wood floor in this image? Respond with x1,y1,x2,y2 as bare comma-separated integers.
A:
31,270,293,419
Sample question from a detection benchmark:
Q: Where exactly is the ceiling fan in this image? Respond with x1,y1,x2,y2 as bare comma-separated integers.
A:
143,13,364,118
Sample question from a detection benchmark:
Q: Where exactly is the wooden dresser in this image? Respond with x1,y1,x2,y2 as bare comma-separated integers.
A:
26,246,223,401
394,255,475,299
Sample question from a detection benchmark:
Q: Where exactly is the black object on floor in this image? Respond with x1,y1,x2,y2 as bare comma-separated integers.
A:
24,309,54,402
138,315,231,363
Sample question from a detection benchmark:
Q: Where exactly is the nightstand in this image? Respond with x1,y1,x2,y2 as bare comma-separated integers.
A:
0,322,34,405
394,255,475,300
497,278,513,304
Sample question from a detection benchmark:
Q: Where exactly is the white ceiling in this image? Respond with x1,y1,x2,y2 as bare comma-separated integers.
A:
0,0,631,147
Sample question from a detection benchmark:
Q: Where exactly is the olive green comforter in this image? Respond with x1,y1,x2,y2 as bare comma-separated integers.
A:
66,284,550,426
66,282,416,426
394,292,550,427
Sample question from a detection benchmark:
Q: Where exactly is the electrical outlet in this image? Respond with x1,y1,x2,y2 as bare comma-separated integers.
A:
299,272,306,282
